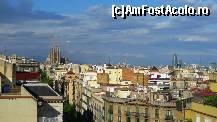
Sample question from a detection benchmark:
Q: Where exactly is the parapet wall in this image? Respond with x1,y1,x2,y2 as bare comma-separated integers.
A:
0,57,16,82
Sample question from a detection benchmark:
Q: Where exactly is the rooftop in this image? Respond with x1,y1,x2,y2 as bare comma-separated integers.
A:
23,83,63,102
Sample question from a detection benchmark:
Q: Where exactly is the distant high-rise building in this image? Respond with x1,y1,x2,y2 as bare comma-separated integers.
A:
177,59,183,68
172,54,178,68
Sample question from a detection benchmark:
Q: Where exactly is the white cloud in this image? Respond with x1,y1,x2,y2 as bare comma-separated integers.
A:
178,35,208,42
154,21,171,29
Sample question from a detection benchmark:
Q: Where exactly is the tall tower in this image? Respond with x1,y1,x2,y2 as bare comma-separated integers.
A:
177,59,183,68
172,54,178,68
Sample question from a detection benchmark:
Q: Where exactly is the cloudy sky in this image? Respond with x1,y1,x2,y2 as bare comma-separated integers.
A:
0,0,217,65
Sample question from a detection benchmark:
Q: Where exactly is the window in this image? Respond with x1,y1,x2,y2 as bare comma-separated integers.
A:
118,106,121,122
126,106,131,122
118,106,121,115
173,82,176,89
108,105,113,114
118,116,121,122
116,77,119,81
40,117,47,122
144,119,148,122
126,116,131,122
108,105,113,122
136,106,140,113
196,114,200,122
165,110,173,120
166,110,171,116
155,109,159,118
38,117,43,122
135,106,139,117
144,108,148,117
109,114,113,122
135,117,140,122
204,117,211,122
49,117,57,122
126,106,131,115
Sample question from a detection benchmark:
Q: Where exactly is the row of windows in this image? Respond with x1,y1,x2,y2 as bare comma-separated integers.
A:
110,116,149,122
108,105,172,120
38,117,58,122
111,116,170,122
108,71,121,74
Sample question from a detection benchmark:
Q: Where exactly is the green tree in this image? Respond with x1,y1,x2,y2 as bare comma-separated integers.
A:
63,101,78,122
39,69,53,87
204,95,217,106
176,99,186,111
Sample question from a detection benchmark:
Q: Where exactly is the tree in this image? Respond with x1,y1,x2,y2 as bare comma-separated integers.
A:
204,95,217,107
63,101,78,122
39,69,53,87
176,99,186,111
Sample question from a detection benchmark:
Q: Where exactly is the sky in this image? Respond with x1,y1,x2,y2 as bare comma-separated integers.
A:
0,0,217,65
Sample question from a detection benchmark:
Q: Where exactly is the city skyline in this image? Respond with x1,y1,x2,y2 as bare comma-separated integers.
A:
0,0,217,65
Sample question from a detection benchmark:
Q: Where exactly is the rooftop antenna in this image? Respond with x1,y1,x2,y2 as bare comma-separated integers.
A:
199,55,202,65
124,57,127,66
0,42,5,55
104,56,107,64
0,46,7,55
3,47,6,55
199,55,202,71
108,56,111,65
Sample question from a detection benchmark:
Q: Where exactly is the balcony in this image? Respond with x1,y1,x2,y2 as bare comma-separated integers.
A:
149,101,176,107
155,114,159,119
126,112,138,116
144,114,149,118
165,115,174,120
125,112,149,118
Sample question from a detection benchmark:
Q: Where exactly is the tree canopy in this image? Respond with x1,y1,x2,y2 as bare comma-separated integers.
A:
204,95,217,107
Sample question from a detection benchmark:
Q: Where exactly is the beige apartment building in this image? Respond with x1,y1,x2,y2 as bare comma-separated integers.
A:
105,68,122,84
65,71,78,104
103,96,182,122
0,86,37,122
185,102,217,122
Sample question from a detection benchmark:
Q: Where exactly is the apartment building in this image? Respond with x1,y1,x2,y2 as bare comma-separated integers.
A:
105,68,122,84
0,86,37,122
24,83,64,122
185,102,217,122
65,71,78,104
148,73,171,92
103,95,182,122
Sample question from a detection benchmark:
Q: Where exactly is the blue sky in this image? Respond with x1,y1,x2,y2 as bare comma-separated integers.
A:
0,0,217,65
